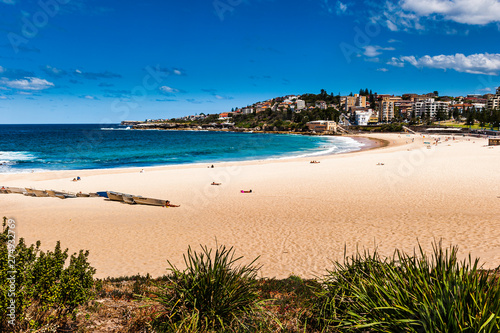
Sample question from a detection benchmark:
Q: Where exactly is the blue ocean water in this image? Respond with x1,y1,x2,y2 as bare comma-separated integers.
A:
0,124,364,173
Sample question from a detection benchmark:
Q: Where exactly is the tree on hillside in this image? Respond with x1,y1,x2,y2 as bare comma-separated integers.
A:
435,107,447,121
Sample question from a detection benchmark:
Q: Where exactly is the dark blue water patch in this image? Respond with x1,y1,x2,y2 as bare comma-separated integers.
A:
0,124,363,173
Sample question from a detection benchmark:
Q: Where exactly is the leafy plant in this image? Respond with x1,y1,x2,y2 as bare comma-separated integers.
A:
312,241,500,332
0,216,95,331
146,244,265,332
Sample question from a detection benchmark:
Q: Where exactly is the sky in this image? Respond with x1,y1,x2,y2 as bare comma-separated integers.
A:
1,0,500,124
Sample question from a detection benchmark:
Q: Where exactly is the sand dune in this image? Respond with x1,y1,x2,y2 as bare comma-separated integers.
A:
1,133,499,279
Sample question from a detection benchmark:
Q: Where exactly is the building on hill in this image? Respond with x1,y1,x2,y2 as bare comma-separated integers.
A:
394,100,413,118
315,100,327,110
341,94,367,112
242,108,254,114
355,110,373,126
377,96,400,122
413,98,451,118
402,93,418,100
219,112,231,120
472,103,486,110
487,87,500,110
451,104,473,112
306,120,337,132
296,99,306,110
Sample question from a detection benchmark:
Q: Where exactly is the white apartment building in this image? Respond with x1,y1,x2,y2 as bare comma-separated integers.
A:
472,103,486,111
295,99,306,110
413,98,451,118
355,110,372,126
241,108,254,114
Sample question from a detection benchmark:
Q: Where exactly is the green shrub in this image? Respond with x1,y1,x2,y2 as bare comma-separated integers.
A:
0,216,95,331
147,244,264,332
312,242,500,332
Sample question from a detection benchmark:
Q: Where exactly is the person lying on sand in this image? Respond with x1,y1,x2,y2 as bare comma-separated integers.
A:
241,189,252,193
211,182,221,185
376,163,385,165
310,161,320,163
165,200,180,207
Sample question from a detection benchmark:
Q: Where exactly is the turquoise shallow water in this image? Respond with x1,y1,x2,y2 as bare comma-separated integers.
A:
0,124,364,173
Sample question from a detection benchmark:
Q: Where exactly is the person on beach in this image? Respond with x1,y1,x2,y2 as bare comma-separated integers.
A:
211,182,221,185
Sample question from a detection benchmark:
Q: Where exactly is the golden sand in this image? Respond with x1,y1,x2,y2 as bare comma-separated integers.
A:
1,133,499,278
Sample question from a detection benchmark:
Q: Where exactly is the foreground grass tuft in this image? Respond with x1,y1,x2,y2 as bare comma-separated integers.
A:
312,241,500,332
145,244,265,332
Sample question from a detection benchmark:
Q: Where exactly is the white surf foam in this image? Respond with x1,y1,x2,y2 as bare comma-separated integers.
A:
0,151,36,163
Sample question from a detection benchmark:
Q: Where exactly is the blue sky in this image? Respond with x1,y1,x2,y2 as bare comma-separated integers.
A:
1,0,500,124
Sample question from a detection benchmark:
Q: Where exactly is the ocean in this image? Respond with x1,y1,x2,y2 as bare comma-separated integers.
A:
0,124,364,173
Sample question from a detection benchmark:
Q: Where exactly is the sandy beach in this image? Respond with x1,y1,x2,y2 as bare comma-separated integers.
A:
1,133,499,279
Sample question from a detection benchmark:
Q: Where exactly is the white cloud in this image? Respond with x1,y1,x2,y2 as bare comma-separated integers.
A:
364,46,380,57
378,2,424,31
401,0,500,25
386,20,398,31
387,57,406,67
377,68,389,72
173,69,182,75
363,45,395,57
214,94,234,100
42,65,66,77
1,77,54,90
159,86,179,93
75,69,82,74
388,53,500,75
337,1,348,14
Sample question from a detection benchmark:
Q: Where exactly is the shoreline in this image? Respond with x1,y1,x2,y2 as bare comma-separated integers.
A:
0,134,384,178
1,133,498,279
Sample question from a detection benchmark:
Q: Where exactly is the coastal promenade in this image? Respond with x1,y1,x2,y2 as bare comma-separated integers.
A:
1,133,498,279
